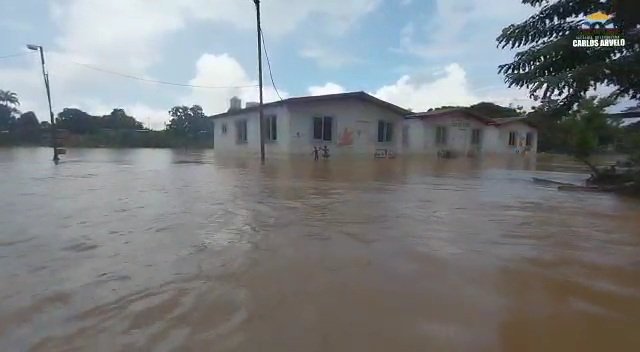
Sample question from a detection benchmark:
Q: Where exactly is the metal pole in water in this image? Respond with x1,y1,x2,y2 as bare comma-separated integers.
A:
28,44,58,163
254,0,265,163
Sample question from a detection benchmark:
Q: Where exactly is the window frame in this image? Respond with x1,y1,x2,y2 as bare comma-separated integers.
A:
525,132,533,147
435,125,448,146
221,123,228,135
312,116,334,142
471,128,482,145
508,131,517,146
377,120,394,143
265,115,277,142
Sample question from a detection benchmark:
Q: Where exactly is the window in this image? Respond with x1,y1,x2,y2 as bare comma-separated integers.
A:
508,131,517,146
265,115,277,142
236,120,247,144
435,126,447,145
525,132,533,146
221,123,228,135
471,128,481,145
377,121,393,142
313,116,333,141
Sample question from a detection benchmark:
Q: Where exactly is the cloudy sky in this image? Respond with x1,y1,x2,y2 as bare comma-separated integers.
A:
1,0,554,129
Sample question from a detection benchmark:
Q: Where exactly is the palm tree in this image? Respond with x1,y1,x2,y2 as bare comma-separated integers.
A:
0,89,20,107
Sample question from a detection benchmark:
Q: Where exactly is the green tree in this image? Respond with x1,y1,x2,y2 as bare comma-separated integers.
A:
16,111,39,129
468,102,524,118
497,0,640,109
100,108,144,130
427,106,464,112
167,105,210,139
0,90,19,106
563,96,617,174
56,108,99,134
15,111,41,143
0,89,20,132
525,99,571,152
428,102,524,118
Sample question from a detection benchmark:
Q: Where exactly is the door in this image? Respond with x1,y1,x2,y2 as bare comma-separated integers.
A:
355,120,371,153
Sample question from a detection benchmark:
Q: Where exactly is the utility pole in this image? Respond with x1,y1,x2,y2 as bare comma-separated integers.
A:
27,44,58,163
254,0,265,163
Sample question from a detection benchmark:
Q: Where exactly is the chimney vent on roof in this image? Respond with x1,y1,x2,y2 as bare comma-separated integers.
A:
228,96,242,112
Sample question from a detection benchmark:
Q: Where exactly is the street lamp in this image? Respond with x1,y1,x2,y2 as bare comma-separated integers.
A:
27,44,59,163
253,0,265,163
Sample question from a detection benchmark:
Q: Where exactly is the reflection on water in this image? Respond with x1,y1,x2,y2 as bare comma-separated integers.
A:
1,148,639,351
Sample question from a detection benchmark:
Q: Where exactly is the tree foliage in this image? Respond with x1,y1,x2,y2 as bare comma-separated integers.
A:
563,96,617,173
15,111,41,143
101,109,144,130
167,105,212,138
497,0,640,108
0,90,19,107
56,108,145,134
56,108,98,134
428,102,524,118
0,89,20,132
468,102,525,118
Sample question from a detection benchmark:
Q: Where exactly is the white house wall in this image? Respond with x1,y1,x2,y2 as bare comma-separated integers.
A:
496,122,538,153
404,119,426,154
212,101,538,157
420,113,493,155
213,105,291,156
404,113,538,156
286,99,404,156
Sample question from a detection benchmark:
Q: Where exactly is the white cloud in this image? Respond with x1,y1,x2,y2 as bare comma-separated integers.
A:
52,0,186,73
397,0,533,58
299,46,361,68
0,19,33,32
372,63,533,111
121,104,172,130
308,83,347,96
1,0,379,127
49,0,381,71
187,0,382,36
182,53,288,115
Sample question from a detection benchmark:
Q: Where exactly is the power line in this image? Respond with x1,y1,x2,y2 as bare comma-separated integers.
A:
260,29,284,101
67,61,260,90
0,52,33,60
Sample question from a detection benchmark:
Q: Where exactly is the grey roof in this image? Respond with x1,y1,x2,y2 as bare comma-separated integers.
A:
491,116,528,125
407,110,536,128
407,108,496,125
209,91,411,119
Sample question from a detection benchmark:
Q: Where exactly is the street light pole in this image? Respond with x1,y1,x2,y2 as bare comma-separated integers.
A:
27,44,58,163
254,0,265,163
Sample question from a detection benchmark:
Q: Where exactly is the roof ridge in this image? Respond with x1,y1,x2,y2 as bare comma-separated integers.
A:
210,91,409,119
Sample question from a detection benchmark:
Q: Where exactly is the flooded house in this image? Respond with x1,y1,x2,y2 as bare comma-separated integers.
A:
210,92,410,157
210,92,537,158
403,109,537,157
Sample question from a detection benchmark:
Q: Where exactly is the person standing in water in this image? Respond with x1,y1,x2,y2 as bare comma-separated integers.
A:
312,146,319,161
321,145,330,159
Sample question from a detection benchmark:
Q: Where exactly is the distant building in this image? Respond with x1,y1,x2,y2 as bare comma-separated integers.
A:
404,109,537,156
209,92,538,157
210,92,409,157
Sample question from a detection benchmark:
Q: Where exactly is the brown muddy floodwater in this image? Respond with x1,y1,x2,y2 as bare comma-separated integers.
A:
1,148,639,351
